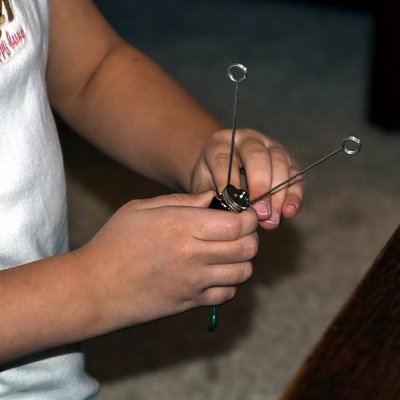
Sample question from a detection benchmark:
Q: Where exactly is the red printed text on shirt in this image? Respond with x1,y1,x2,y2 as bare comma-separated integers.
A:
0,25,26,63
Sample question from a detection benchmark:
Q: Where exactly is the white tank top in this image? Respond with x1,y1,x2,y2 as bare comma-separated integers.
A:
0,1,99,397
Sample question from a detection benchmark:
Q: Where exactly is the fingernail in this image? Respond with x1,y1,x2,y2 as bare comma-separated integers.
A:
253,201,271,219
286,203,299,216
266,209,280,226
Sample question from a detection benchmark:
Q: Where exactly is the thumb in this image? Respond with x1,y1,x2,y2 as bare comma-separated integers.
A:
130,191,215,211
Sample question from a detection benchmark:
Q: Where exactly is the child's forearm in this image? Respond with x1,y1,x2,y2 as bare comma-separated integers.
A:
65,43,222,192
0,251,103,365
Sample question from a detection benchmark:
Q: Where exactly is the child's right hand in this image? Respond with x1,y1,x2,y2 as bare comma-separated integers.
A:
77,191,259,334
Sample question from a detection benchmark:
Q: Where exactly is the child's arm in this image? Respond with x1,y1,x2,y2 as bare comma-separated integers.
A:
47,0,221,192
0,193,258,364
46,0,303,228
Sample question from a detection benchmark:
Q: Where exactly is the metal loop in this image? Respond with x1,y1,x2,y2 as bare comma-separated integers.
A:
342,136,361,155
227,63,247,83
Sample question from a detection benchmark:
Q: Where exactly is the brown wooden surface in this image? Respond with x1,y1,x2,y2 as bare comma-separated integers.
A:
281,224,400,400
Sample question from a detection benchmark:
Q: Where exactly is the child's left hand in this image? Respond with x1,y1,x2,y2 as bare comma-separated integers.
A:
191,128,304,230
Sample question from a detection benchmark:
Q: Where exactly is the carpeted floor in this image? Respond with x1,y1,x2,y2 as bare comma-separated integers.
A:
60,1,400,398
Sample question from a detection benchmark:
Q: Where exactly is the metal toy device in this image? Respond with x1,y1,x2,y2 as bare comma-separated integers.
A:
207,63,362,332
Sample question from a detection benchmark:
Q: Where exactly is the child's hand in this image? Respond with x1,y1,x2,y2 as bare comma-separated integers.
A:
78,191,258,332
191,129,304,229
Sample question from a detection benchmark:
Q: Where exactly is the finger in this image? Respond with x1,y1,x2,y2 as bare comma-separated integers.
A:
259,146,291,229
196,231,259,264
206,139,242,193
192,208,258,242
130,194,258,241
238,136,273,220
206,262,254,287
128,191,215,211
282,164,304,219
191,160,215,194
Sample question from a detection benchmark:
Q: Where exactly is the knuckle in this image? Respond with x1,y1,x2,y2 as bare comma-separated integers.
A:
239,129,275,146
245,208,260,228
238,237,258,262
213,129,230,142
225,287,237,302
271,147,289,165
232,262,253,284
126,198,143,211
210,151,231,171
241,262,254,282
244,233,259,259
240,136,265,152
245,146,269,160
226,216,243,238
240,128,259,138
204,287,237,306
219,287,237,304
206,130,230,150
